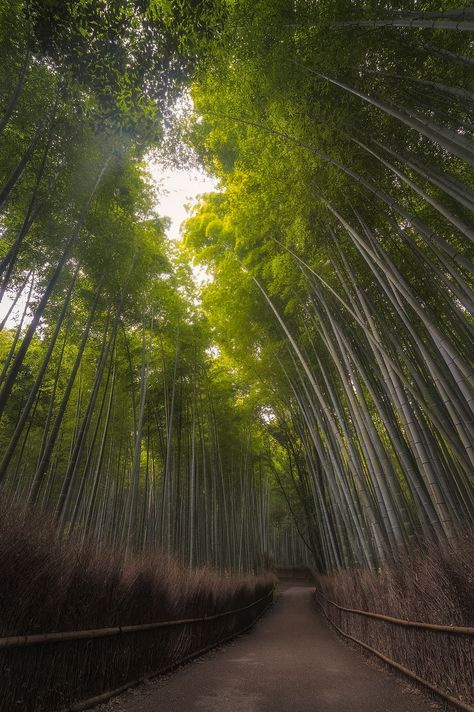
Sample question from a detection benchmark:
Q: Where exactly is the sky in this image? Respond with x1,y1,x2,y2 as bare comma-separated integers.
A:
149,160,218,241
0,159,219,326
149,158,218,288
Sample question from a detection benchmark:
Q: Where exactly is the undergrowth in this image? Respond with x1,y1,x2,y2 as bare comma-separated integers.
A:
0,504,275,712
315,532,474,709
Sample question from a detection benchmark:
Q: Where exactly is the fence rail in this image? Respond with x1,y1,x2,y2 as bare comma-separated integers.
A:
316,589,474,635
61,592,274,712
314,589,474,712
0,588,274,650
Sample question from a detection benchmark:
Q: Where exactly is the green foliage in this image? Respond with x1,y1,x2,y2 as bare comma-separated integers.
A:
1,0,472,576
181,0,474,571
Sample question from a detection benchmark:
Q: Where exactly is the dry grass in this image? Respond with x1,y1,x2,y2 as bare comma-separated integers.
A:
315,532,474,709
0,504,275,712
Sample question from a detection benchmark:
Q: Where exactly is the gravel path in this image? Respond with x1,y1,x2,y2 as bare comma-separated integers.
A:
103,585,439,712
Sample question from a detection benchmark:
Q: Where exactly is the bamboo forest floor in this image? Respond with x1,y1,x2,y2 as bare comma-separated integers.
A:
101,584,441,712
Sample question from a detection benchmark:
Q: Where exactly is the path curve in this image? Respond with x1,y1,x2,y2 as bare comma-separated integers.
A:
104,585,439,712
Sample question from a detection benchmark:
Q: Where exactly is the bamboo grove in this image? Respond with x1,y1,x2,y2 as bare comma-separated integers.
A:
0,1,472,575
183,1,474,572
0,0,308,573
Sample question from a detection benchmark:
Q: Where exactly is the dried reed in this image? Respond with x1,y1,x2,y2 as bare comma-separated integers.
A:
0,504,275,711
315,532,474,708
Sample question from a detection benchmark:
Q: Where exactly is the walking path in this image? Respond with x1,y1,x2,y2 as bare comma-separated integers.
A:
104,585,439,712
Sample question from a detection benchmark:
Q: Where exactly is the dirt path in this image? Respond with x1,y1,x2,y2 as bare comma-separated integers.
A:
104,585,439,712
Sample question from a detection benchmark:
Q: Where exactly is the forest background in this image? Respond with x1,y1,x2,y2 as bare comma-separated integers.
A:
0,0,472,575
